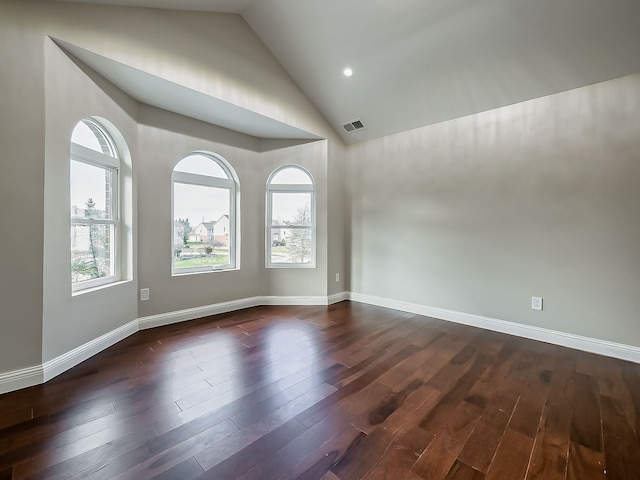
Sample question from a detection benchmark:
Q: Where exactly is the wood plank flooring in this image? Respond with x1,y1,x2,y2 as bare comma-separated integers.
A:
1,301,639,479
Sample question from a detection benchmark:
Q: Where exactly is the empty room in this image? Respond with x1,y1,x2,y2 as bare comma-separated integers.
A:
1,0,639,479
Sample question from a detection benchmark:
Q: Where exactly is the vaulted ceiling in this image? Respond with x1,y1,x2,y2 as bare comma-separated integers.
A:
52,0,640,144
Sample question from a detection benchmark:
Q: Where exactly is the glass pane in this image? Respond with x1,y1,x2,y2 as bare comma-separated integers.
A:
271,192,312,226
270,167,312,185
71,120,115,157
173,182,231,270
270,228,312,264
174,154,228,179
70,160,114,219
71,224,115,283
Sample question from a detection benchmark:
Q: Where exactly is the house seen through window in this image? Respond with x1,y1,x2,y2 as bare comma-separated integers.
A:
172,152,238,275
70,118,121,290
267,165,315,267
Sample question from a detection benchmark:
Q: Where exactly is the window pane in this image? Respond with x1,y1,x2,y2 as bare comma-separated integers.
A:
173,182,231,271
270,228,312,264
270,167,312,185
70,160,114,219
271,192,312,226
71,120,116,157
174,154,228,179
71,224,114,283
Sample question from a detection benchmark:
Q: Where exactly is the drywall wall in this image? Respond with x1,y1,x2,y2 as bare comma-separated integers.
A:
42,38,139,362
260,140,329,298
327,140,348,295
0,1,344,385
348,73,640,347
0,1,45,372
33,1,327,139
136,107,264,317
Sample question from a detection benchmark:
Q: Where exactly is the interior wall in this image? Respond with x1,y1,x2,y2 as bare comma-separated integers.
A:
260,140,329,298
348,73,640,347
327,139,348,295
0,1,45,372
136,107,264,316
32,1,328,138
43,38,139,362
1,0,345,384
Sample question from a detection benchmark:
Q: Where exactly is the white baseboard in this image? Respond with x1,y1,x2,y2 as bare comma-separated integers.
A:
0,319,139,395
2,294,341,395
0,365,44,395
328,291,349,304
261,295,332,306
137,294,347,330
138,296,264,330
6,290,634,395
348,292,640,364
43,320,139,382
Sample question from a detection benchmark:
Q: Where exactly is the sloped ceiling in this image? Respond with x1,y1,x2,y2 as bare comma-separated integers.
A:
52,0,640,144
56,40,322,141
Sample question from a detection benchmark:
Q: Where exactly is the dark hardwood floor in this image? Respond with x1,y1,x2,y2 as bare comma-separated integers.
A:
1,301,639,479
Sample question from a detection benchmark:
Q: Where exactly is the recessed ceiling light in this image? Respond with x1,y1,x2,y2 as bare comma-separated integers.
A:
342,66,353,77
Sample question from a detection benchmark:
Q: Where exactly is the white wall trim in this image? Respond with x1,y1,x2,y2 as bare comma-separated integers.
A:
1,295,339,394
261,295,330,306
348,292,640,364
138,294,348,330
328,291,349,304
0,319,139,395
7,290,634,395
43,319,139,382
0,365,44,396
138,296,264,330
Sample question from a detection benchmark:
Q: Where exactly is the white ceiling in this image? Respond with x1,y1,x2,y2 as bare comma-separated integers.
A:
57,40,321,141
52,0,640,144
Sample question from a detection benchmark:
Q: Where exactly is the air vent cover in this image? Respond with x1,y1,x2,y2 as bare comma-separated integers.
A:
343,119,365,133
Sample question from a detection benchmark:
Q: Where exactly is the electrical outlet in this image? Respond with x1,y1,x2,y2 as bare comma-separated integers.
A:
531,296,543,311
140,288,150,301
335,273,340,282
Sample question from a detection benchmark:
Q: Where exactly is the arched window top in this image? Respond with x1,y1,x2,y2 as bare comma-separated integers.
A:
269,165,313,186
266,165,316,268
174,153,229,179
71,118,117,158
172,151,238,274
70,117,122,291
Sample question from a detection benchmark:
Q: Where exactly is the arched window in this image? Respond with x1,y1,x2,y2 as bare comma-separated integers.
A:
172,152,238,275
267,165,315,267
70,118,121,290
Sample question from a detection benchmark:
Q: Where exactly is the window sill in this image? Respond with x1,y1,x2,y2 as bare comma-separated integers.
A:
266,264,316,269
171,267,239,277
72,279,131,297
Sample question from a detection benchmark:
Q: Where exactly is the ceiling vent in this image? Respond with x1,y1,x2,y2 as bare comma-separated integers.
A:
343,119,365,133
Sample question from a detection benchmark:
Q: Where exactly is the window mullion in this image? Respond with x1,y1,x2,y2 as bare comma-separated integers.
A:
173,172,232,188
71,218,119,225
71,144,119,169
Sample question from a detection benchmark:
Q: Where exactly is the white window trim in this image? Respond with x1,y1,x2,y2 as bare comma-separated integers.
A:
171,152,238,276
70,131,121,293
266,166,316,268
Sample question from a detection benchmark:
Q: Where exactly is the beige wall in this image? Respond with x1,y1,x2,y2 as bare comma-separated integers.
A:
0,1,45,372
348,74,640,347
327,139,348,295
1,0,638,387
135,111,333,315
0,0,343,380
43,37,139,362
260,140,329,298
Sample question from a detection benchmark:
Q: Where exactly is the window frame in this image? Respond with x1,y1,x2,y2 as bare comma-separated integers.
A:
70,120,121,292
266,165,316,268
171,151,238,276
